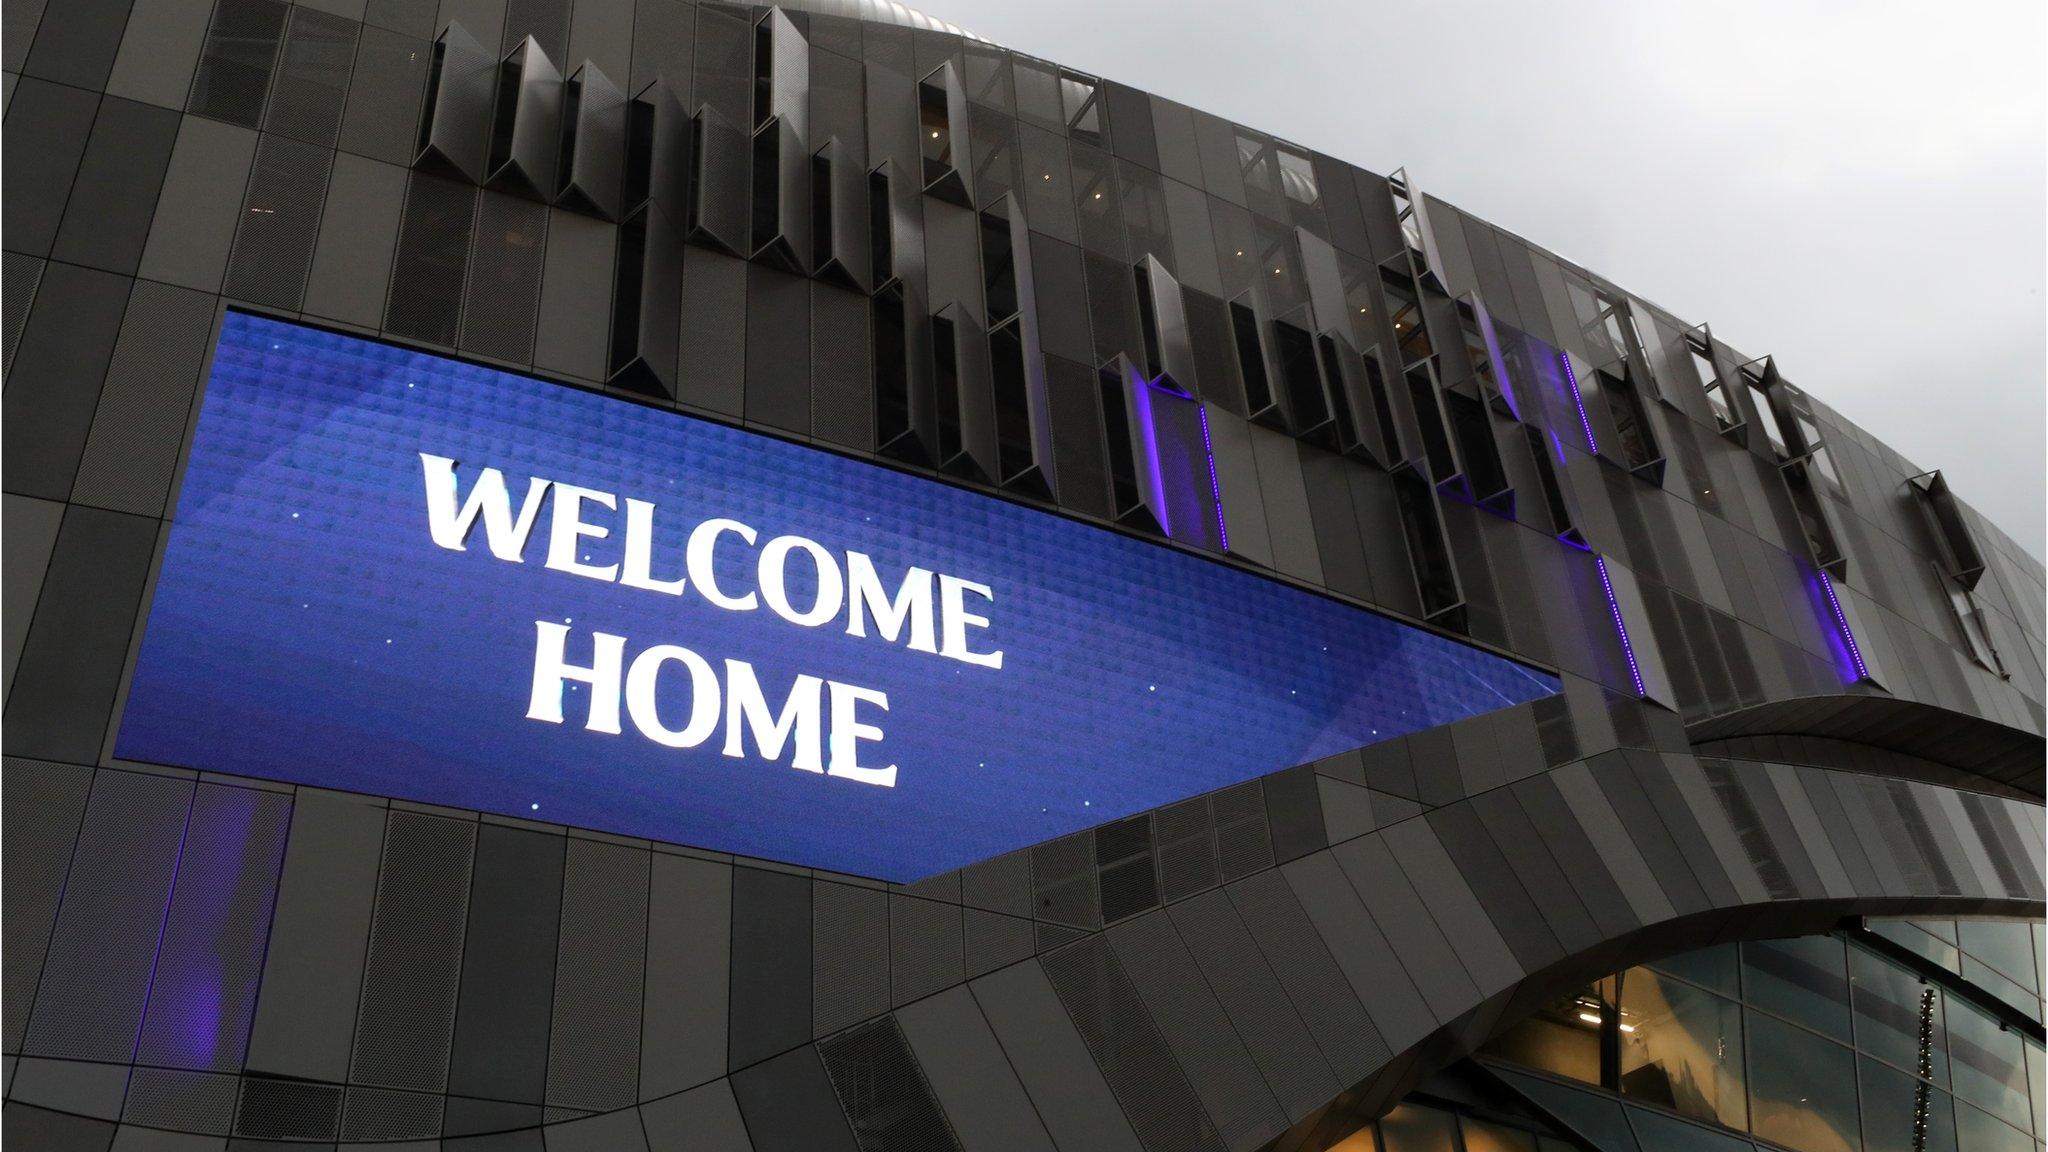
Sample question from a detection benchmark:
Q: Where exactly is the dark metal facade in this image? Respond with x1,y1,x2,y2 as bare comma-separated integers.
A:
1,0,2042,1149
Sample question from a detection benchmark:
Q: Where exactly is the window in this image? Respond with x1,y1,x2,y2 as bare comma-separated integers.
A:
918,71,954,187
1859,1055,1959,1152
1276,145,1320,206
1744,936,1852,1042
1745,1009,1860,1152
1945,996,2032,1131
1849,943,1949,1084
1059,71,1102,145
1685,328,1741,433
1479,984,1606,1084
1388,168,1425,258
1617,965,1748,1130
1741,360,1789,457
1652,943,1740,997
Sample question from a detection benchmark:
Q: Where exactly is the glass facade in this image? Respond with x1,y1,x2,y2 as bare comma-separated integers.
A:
1469,918,2046,1152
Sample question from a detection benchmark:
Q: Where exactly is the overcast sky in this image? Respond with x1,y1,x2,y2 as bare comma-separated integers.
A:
929,0,2048,558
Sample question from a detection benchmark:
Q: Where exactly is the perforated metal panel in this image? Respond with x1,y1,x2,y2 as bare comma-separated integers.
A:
1042,353,1110,519
234,1074,343,1140
348,811,478,1092
1168,889,1339,1120
384,171,477,345
222,132,332,308
67,281,214,519
812,284,875,452
1096,815,1160,924
337,24,431,165
818,1016,964,1152
1211,781,1274,881
2,253,45,376
890,895,963,1006
545,839,649,1113
1041,936,1226,1152
340,1084,446,1142
1226,871,1387,1085
1,759,90,1055
458,190,549,363
20,770,193,1063
122,1068,240,1135
1107,912,1288,1149
265,6,357,147
502,0,569,62
1701,758,1798,900
187,0,288,127
813,881,890,1037
1155,796,1219,903
134,783,293,1072
1031,831,1099,930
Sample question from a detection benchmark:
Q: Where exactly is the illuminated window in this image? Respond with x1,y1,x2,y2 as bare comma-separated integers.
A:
1616,965,1748,1130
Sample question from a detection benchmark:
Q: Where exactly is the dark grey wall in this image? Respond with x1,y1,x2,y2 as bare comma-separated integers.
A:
2,0,2043,1149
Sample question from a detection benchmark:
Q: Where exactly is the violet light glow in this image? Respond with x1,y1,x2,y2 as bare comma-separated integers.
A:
1596,555,1647,697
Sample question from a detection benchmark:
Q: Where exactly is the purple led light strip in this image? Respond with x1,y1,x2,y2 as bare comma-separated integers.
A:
1197,403,1229,551
1817,569,1870,682
1560,353,1598,454
1595,555,1647,697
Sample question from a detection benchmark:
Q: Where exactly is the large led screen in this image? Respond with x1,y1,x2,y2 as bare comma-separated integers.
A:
117,311,1560,881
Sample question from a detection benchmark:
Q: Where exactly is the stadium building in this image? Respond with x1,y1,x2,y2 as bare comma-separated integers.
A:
2,0,2042,1149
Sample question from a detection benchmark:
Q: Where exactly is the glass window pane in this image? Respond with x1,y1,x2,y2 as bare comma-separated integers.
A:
1963,955,2042,1024
2027,1041,2045,1140
1744,936,1851,1042
1479,985,1604,1085
1623,1106,1754,1152
1955,1098,2034,1152
1912,919,1959,944
1946,995,2031,1131
1459,1116,1538,1152
1651,943,1740,997
1850,943,1949,1085
1960,920,2040,991
1618,966,1747,1130
1858,1056,1957,1152
1377,1103,1458,1152
1492,1068,1642,1152
1868,919,1961,973
1745,1009,1860,1152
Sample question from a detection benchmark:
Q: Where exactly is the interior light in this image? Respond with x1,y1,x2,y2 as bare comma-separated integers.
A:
1577,1012,1601,1025
930,130,940,138
1619,1023,1636,1033
1092,191,1101,199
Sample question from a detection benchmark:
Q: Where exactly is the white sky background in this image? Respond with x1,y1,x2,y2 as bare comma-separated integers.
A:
927,0,2048,558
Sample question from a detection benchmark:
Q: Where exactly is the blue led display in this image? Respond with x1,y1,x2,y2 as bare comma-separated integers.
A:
117,312,1560,881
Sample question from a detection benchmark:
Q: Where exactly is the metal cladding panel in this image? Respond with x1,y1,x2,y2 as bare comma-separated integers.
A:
557,61,626,220
20,770,193,1063
266,6,358,149
485,37,565,198
1,2,2045,1146
348,811,478,1093
339,24,434,164
67,280,216,519
417,20,496,182
545,838,648,1112
1,760,95,1053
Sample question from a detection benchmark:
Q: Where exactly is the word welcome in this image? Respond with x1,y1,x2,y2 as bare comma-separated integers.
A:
420,453,1008,785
